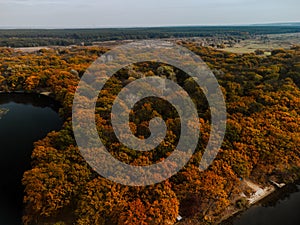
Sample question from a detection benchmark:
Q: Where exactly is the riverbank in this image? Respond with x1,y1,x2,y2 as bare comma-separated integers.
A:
215,179,276,224
0,92,60,111
219,179,300,225
0,90,53,96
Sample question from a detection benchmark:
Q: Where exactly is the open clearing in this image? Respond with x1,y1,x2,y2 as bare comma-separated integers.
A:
219,33,300,54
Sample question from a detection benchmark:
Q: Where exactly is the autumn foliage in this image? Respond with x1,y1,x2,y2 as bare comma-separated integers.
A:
0,43,299,224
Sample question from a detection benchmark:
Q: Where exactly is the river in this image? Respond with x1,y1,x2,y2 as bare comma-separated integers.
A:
0,93,63,225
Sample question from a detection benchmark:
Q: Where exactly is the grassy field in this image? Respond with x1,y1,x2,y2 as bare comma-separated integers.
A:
218,33,300,54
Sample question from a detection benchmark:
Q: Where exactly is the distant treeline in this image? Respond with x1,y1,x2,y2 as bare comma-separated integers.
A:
0,26,300,47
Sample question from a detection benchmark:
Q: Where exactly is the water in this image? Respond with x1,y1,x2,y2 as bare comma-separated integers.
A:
0,94,63,225
232,184,300,225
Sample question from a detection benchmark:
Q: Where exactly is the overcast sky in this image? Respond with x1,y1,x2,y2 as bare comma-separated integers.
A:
0,0,299,28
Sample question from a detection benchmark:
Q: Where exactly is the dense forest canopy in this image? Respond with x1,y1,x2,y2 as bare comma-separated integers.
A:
0,41,299,224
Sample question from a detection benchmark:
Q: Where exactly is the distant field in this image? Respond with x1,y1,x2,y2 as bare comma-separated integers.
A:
0,26,300,47
218,33,300,54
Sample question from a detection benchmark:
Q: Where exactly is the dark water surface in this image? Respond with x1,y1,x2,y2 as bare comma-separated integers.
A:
0,93,63,225
225,183,300,225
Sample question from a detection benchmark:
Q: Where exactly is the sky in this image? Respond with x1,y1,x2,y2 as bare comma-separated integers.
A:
0,0,300,28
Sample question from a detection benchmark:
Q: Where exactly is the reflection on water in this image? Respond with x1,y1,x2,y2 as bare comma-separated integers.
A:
233,184,300,225
0,108,9,119
0,94,62,225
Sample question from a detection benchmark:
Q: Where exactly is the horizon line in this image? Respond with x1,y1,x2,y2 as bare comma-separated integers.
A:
0,21,300,30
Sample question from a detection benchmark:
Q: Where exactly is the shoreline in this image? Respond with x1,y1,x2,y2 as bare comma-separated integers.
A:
219,180,300,225
216,180,276,224
0,90,53,96
0,91,61,113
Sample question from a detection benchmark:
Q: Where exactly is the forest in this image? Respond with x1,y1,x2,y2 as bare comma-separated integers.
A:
0,41,299,225
0,25,300,47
